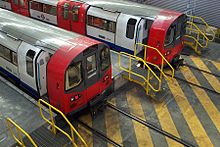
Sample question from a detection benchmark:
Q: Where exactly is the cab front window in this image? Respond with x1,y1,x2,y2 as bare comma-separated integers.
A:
65,62,82,91
100,46,110,71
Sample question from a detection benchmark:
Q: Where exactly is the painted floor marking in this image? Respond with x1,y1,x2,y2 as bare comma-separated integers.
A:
126,88,154,147
181,67,220,133
167,78,213,147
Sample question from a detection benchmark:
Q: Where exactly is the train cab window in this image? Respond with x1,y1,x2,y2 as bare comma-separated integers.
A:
30,1,43,11
126,18,137,39
43,4,56,16
65,62,82,91
72,5,80,21
0,45,11,62
63,3,69,20
87,54,97,78
100,46,110,71
164,26,175,47
13,0,19,5
26,50,36,77
176,21,182,39
12,52,18,66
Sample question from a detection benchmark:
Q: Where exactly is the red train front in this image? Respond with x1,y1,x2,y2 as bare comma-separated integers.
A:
48,37,112,114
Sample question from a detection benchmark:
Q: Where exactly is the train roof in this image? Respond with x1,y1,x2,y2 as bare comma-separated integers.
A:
81,0,163,19
0,9,81,53
32,0,59,6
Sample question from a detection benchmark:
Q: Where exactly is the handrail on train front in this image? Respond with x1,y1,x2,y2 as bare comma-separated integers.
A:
187,15,216,41
6,118,37,147
38,99,88,147
118,52,162,95
134,43,175,78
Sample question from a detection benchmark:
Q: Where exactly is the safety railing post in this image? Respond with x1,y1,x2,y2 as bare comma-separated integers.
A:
49,106,56,135
38,99,88,147
129,57,132,80
146,69,150,95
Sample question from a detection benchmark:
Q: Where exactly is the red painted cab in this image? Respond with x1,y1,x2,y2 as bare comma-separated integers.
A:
47,36,112,114
10,0,29,16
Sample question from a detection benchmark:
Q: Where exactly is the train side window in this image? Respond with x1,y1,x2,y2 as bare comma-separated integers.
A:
87,54,97,78
100,46,110,71
30,1,43,12
72,5,80,21
26,50,36,77
63,3,69,20
12,52,18,66
0,45,11,62
19,0,25,7
65,62,82,91
87,15,116,33
43,4,56,16
126,18,137,39
13,0,18,5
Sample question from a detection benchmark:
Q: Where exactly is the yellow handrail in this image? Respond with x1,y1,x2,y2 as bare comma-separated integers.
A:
6,118,37,147
185,21,209,54
119,52,162,95
134,43,175,78
187,15,216,41
38,99,88,147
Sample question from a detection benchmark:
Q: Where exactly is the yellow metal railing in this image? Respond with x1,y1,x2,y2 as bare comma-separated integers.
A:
38,99,88,147
187,15,215,41
6,118,37,147
118,52,164,95
185,21,209,54
134,43,175,78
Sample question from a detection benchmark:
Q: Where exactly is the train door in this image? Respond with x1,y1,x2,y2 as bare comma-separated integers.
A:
57,1,71,30
0,0,12,10
86,6,119,44
36,51,50,96
11,0,29,16
136,18,154,52
83,46,100,101
17,42,41,93
115,14,141,53
69,1,88,35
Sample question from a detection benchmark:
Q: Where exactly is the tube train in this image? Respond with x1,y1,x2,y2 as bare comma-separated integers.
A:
0,0,187,65
0,9,112,114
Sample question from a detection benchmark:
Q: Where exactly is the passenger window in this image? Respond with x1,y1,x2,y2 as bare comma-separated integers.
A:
100,46,110,71
63,3,69,20
65,62,82,91
87,54,96,78
87,15,116,33
13,0,18,5
72,5,80,21
12,52,18,66
0,45,11,62
26,50,35,77
126,18,137,39
19,0,25,7
30,1,43,11
43,4,56,16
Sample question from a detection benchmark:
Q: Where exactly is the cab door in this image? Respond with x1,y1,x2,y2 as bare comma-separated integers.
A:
11,0,20,13
36,51,50,96
69,1,88,35
17,42,41,95
116,14,141,53
83,46,100,102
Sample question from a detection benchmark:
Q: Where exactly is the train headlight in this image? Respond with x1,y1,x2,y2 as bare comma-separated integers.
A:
165,51,171,56
71,94,81,101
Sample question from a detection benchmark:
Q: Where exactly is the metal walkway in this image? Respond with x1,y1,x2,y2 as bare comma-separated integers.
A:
0,76,50,146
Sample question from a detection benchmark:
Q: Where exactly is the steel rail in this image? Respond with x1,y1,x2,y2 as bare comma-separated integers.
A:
106,102,196,147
